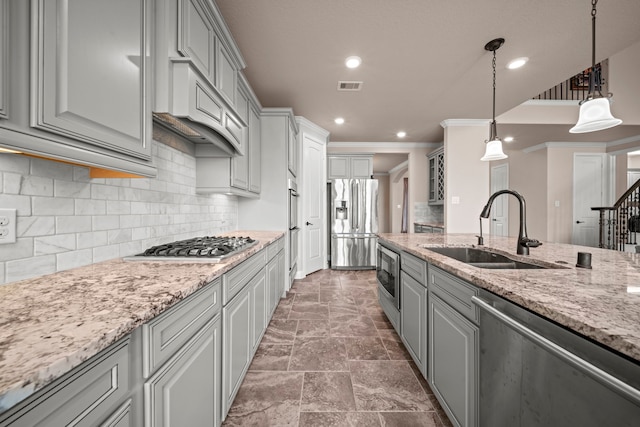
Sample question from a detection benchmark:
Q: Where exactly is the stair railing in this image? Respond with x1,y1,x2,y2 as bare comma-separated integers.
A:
592,179,640,250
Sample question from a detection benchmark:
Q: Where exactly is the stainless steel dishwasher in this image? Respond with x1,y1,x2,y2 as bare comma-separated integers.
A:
473,289,640,427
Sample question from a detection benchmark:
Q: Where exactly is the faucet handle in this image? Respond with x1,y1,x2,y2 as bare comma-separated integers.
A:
476,235,484,246
522,238,542,248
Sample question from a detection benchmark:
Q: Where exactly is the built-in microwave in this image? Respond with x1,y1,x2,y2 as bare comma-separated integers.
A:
376,243,400,310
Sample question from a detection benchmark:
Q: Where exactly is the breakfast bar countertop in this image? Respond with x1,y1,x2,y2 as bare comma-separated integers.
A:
0,230,284,412
377,233,640,364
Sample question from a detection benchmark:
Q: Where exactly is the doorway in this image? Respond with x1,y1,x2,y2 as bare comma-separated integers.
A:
572,153,612,247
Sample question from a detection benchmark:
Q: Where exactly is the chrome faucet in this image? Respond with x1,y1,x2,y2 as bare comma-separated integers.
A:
479,189,542,255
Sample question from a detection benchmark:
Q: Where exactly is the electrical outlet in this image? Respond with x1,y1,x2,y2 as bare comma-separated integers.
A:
0,208,16,244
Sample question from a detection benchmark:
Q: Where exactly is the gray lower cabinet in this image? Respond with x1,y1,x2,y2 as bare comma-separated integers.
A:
400,271,427,377
144,316,221,427
222,282,252,418
0,339,132,427
428,266,479,427
250,271,268,353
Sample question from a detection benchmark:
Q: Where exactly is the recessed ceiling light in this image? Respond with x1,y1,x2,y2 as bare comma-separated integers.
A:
334,117,345,125
345,56,362,69
397,131,406,138
507,57,528,69
503,136,514,142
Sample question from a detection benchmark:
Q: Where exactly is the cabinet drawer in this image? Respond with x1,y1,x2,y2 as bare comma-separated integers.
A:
430,266,479,324
1,339,130,427
401,251,428,284
142,279,221,377
267,240,280,260
223,250,266,305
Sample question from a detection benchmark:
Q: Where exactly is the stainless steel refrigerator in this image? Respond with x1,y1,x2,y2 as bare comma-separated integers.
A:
330,179,378,269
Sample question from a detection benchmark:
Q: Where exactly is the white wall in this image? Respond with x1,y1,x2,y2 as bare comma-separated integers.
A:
0,133,238,285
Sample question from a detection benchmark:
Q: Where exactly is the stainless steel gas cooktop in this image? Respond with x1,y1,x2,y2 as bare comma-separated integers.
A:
124,236,257,262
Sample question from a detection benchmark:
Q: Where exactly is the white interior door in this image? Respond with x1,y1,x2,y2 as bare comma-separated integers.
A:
490,164,509,236
573,154,607,247
302,134,325,275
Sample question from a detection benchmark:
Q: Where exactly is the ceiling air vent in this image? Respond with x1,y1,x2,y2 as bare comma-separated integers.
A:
337,81,363,91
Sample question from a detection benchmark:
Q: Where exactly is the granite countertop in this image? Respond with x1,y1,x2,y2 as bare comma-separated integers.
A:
414,222,445,229
0,230,284,412
378,233,640,363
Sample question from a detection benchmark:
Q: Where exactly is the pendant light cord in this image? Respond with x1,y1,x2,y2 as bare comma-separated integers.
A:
492,49,497,124
589,0,600,95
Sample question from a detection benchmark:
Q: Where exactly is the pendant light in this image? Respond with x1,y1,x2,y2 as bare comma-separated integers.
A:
481,38,507,162
569,0,622,133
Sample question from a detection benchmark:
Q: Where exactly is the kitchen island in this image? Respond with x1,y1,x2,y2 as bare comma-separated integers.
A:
379,232,640,427
378,232,640,362
0,230,284,420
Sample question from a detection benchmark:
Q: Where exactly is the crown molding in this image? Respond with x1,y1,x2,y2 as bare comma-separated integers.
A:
440,119,490,128
523,141,608,153
295,116,330,139
327,141,439,149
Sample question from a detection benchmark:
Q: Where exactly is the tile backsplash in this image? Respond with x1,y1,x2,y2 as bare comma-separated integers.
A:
414,202,444,224
0,139,237,285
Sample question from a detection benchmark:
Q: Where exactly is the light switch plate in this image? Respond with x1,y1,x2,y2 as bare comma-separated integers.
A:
0,208,17,244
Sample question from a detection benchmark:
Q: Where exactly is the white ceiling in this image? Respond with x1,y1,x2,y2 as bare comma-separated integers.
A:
216,0,640,167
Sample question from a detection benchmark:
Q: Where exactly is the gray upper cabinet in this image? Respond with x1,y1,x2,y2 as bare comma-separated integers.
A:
0,0,155,177
288,119,298,177
178,0,216,80
428,147,445,205
248,104,262,193
327,155,373,180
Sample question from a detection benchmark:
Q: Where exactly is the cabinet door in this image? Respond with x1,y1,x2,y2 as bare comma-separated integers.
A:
266,254,279,317
328,156,350,179
429,294,478,427
222,288,252,418
287,120,298,177
248,105,261,193
277,250,286,297
145,316,221,427
250,270,268,353
428,156,436,202
351,157,373,179
31,0,150,160
400,272,427,376
177,0,215,80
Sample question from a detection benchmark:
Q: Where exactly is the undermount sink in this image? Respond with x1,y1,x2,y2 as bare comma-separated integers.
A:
424,246,564,270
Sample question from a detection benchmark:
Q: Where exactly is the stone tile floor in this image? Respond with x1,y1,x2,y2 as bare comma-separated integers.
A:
222,269,454,427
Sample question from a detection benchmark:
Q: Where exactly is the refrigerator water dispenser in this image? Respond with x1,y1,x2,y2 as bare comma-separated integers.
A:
336,201,348,220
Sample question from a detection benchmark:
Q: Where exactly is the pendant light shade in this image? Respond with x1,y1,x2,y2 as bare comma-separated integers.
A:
571,0,622,133
481,38,508,162
481,135,508,161
570,97,622,133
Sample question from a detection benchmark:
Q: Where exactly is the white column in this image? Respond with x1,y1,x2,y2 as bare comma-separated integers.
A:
441,119,491,234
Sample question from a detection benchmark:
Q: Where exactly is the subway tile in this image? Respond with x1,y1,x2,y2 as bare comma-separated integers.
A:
72,166,91,182
0,194,32,216
0,262,5,285
56,249,93,271
119,240,143,257
21,175,53,197
56,216,92,234
75,199,106,215
92,215,119,231
108,228,132,245
54,180,91,198
76,231,108,249
6,255,56,283
93,244,120,262
33,196,73,216
0,238,34,262
19,216,55,237
30,158,73,181
106,200,131,215
91,183,120,200
0,154,30,174
3,172,22,194
34,234,76,255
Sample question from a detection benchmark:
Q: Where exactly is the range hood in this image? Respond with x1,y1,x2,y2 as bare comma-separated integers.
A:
153,61,245,157
153,112,242,157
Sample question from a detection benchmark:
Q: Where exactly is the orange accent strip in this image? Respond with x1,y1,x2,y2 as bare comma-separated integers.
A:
16,152,144,178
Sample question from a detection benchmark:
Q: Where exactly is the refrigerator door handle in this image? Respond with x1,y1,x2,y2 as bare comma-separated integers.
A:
353,181,359,230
